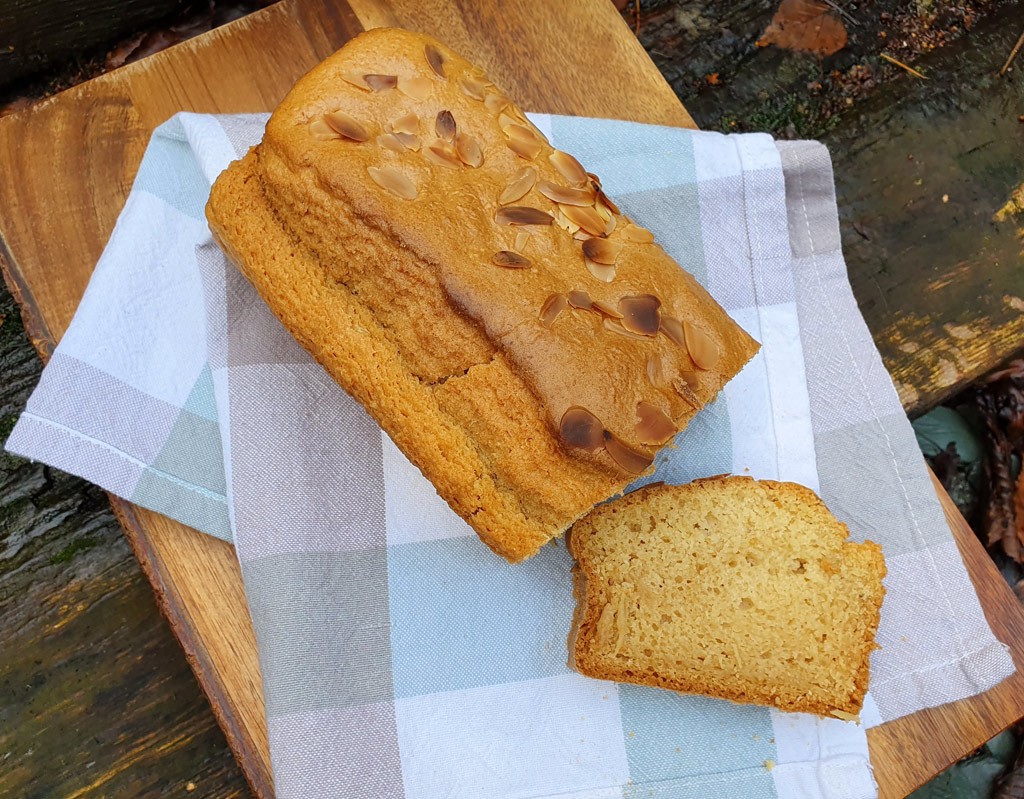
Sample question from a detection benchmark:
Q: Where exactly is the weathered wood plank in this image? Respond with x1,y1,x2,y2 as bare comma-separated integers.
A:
0,0,189,89
632,0,1024,414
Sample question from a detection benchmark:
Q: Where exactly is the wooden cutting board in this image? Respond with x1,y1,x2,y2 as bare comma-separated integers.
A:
0,2,1021,797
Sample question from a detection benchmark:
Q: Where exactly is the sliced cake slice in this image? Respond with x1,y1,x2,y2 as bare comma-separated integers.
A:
567,476,886,716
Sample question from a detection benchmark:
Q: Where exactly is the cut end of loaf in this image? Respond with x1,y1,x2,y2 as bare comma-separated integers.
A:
567,476,886,716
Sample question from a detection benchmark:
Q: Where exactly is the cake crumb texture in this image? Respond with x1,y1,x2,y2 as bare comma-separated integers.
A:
568,476,886,715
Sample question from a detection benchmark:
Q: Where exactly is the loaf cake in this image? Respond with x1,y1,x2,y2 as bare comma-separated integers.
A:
205,28,759,562
567,477,886,715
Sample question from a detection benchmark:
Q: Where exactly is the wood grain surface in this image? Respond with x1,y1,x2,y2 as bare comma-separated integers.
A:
0,2,1020,798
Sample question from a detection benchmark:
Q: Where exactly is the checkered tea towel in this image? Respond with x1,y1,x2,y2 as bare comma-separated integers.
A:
7,112,1015,799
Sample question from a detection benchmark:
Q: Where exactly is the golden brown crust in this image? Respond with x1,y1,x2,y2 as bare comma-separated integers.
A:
206,28,759,561
568,478,886,716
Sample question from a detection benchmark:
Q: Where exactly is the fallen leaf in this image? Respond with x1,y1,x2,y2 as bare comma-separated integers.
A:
706,72,721,85
759,0,848,57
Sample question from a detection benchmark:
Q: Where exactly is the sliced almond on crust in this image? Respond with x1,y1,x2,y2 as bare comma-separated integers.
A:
591,300,623,319
619,294,661,336
559,407,605,452
604,433,654,474
435,110,456,142
398,76,432,100
646,355,669,388
342,72,372,91
581,237,623,265
495,206,553,226
684,322,721,370
309,117,339,140
603,318,648,340
561,204,607,237
568,290,594,311
549,150,589,187
364,74,397,92
540,293,568,327
455,133,483,167
367,166,417,199
635,401,677,445
377,133,406,152
459,74,490,99
585,258,616,282
500,167,537,205
660,316,686,347
391,112,419,135
484,92,511,113
514,230,531,252
425,43,446,78
423,140,461,168
621,224,655,243
506,136,543,160
324,111,370,142
492,250,532,268
393,132,421,151
537,180,595,206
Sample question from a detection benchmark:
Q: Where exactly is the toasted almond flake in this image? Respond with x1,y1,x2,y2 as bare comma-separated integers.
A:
398,76,432,100
455,133,483,167
514,230,531,252
684,322,721,370
309,117,338,140
364,73,397,91
492,250,531,268
619,294,662,336
538,180,595,206
585,259,614,284
603,318,648,340
500,167,537,204
498,112,519,130
504,123,541,143
830,710,861,723
506,136,543,160
594,201,611,222
592,300,623,319
540,293,568,327
621,224,655,243
604,432,654,474
459,74,490,99
560,407,605,452
394,132,421,151
660,316,686,347
423,140,461,169
484,92,510,113
377,133,406,152
582,237,623,265
435,110,456,142
568,290,594,310
561,204,607,236
597,189,621,215
586,259,616,282
673,376,700,408
554,209,581,234
549,150,589,187
367,166,416,199
587,171,603,187
324,111,370,142
635,401,677,445
573,230,590,241
342,72,372,91
603,211,617,236
391,113,419,135
646,355,669,388
495,206,553,226
424,43,446,78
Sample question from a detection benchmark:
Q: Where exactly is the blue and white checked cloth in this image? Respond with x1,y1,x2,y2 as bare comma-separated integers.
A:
7,112,1015,799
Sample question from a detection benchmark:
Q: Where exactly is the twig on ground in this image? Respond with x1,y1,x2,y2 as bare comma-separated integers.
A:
999,27,1024,77
880,53,928,80
821,0,860,27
